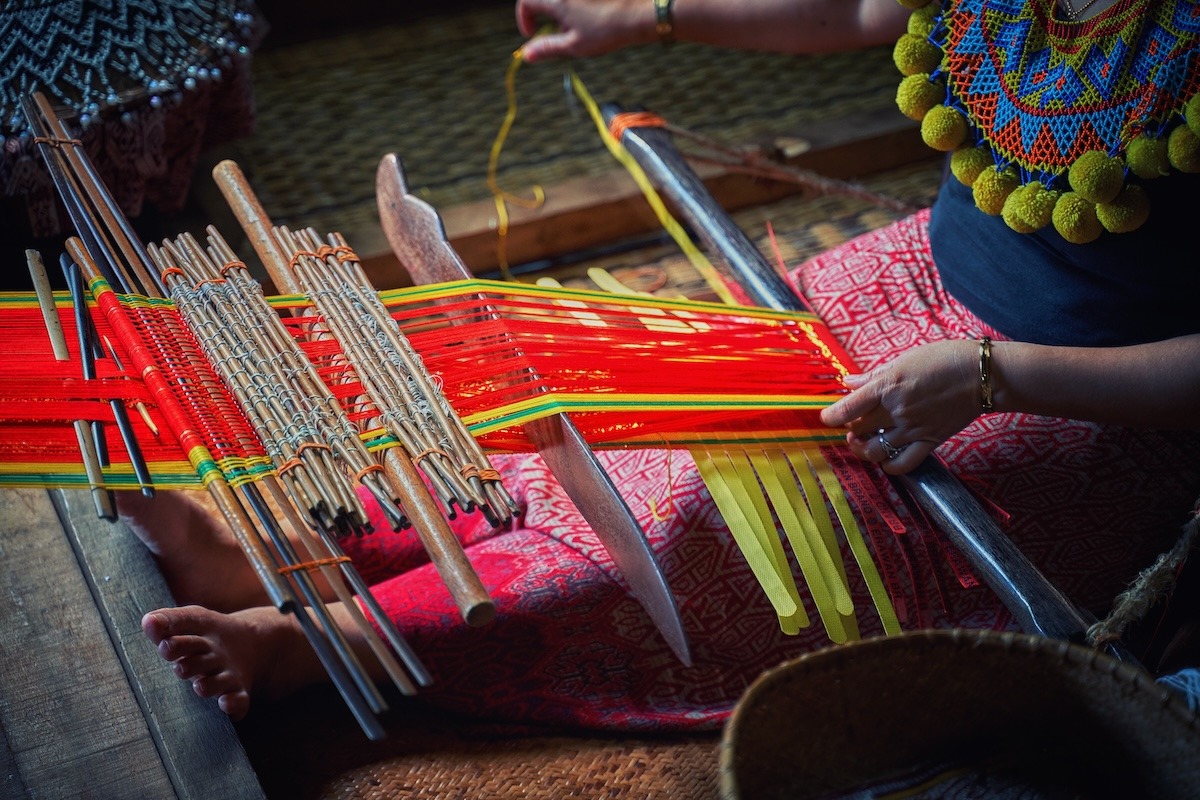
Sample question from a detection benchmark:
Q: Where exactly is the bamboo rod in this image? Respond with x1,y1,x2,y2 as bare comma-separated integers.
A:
212,159,498,627
26,249,115,520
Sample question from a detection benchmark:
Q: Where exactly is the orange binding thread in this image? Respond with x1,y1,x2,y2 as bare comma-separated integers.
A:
278,555,352,575
411,447,450,464
608,111,666,144
476,468,501,482
33,135,82,148
276,457,304,475
459,463,480,480
354,463,384,482
295,442,332,456
314,244,356,263
219,259,248,276
289,250,321,269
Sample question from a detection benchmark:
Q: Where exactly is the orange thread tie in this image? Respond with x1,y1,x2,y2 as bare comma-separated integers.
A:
354,463,384,482
219,259,248,276
607,111,666,144
411,447,449,464
276,457,304,475
278,555,352,576
289,250,321,269
477,468,501,482
33,135,82,148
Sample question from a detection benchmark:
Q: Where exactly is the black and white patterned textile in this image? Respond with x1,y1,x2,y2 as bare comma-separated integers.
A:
0,0,264,237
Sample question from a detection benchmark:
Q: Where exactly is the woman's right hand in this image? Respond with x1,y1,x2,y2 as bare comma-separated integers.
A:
516,0,657,63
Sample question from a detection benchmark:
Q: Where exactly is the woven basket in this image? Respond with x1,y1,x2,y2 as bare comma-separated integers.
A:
719,629,1200,799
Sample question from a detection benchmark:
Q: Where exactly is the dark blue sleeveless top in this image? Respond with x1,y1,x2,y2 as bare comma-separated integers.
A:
930,172,1200,347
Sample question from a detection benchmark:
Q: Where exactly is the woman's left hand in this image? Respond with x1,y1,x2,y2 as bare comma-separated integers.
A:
819,339,982,474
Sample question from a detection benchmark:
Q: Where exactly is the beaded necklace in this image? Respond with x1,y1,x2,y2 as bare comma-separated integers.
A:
894,0,1200,242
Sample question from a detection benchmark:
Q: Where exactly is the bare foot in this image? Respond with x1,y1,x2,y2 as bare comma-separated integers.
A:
142,604,326,720
118,491,270,612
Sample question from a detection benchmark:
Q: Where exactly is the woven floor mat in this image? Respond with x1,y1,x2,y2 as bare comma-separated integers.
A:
234,3,900,248
239,686,719,799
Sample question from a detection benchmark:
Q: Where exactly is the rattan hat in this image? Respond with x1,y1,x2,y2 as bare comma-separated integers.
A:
720,628,1200,799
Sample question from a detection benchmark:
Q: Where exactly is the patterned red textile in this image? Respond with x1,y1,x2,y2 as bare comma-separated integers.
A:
342,211,1200,732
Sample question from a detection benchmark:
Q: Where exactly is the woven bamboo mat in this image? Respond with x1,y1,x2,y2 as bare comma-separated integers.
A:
238,686,720,799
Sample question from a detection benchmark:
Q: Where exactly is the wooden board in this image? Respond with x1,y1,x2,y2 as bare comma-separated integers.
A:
0,489,265,800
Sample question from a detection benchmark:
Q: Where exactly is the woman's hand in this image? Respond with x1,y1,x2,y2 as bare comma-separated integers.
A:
819,340,982,474
516,0,655,63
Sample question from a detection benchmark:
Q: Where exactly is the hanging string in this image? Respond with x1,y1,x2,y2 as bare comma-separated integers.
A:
487,42,547,280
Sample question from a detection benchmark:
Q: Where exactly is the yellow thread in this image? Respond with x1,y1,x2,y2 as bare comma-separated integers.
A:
801,446,901,636
747,448,850,642
566,69,739,306
487,44,546,280
691,446,806,630
648,441,677,522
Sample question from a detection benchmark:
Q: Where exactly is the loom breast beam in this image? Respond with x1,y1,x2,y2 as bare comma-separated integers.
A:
606,106,1101,649
376,152,693,667
211,159,496,630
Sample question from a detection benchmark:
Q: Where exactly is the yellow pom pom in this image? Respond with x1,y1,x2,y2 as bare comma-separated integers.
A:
893,33,942,76
1001,184,1038,233
972,165,1019,216
1052,192,1103,244
1096,184,1150,234
1018,183,1060,231
1067,150,1124,204
1126,135,1170,180
896,74,943,121
1001,182,1058,233
1186,94,1200,137
907,3,939,37
949,145,991,186
1168,124,1200,172
921,104,968,152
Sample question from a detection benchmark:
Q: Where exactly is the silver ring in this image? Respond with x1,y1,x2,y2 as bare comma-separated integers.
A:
876,428,904,460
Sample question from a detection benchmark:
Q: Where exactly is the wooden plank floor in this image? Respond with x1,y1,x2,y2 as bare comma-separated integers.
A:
0,489,265,800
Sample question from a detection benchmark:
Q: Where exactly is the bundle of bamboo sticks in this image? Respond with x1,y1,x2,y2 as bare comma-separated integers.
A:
22,90,510,740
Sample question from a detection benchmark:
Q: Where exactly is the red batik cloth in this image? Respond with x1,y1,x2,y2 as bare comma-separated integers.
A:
342,210,1200,732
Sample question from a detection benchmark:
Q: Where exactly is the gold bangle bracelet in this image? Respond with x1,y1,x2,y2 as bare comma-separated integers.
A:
978,336,994,412
654,0,676,45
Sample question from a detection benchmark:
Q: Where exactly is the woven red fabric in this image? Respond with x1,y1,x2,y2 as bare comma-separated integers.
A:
340,211,1200,732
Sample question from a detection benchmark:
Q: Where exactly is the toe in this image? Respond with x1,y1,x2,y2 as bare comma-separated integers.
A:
157,633,212,662
217,689,251,721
